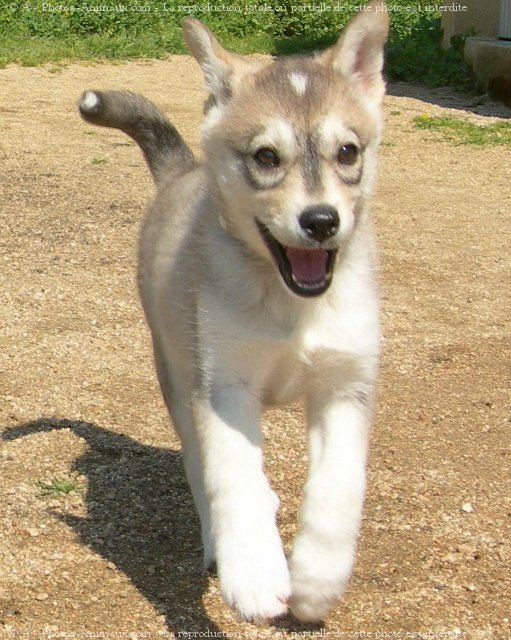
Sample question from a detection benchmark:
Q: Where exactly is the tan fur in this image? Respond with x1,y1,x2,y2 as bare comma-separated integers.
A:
79,1,389,623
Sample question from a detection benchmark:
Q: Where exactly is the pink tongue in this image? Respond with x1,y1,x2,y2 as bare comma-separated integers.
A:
286,248,328,283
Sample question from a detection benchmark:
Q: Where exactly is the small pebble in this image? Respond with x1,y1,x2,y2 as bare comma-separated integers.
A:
35,593,49,601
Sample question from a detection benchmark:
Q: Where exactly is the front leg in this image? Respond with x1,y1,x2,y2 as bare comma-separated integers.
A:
194,385,290,621
289,386,373,622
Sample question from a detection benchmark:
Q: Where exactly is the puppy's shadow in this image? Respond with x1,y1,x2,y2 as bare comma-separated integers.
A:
2,418,218,633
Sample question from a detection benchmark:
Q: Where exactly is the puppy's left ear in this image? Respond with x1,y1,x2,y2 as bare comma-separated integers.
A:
321,1,390,103
182,18,253,106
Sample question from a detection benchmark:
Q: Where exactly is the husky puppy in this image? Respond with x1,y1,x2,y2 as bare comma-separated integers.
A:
79,0,389,623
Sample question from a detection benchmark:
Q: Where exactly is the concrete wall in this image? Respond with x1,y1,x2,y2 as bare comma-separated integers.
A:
465,37,511,89
442,0,500,48
442,1,511,95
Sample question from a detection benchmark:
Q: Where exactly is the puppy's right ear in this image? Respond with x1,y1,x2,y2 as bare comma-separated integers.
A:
182,18,251,106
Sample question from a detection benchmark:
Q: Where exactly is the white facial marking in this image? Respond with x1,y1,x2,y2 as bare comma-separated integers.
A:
250,118,297,160
318,114,355,153
201,104,224,137
267,118,296,150
289,72,308,96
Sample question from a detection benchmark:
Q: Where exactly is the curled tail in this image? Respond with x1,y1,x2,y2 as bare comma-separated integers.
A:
79,90,196,183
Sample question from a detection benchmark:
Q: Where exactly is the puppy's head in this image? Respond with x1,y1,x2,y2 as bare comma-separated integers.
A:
182,1,389,298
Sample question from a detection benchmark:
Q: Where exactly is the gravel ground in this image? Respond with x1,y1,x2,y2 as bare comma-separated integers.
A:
0,58,510,640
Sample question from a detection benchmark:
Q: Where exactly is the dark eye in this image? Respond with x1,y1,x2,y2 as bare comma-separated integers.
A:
337,143,359,166
254,147,280,168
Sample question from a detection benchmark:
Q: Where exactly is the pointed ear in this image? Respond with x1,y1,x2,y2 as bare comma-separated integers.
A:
321,1,390,103
181,18,252,106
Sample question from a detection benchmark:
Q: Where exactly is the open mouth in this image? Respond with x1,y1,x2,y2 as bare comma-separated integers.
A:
256,219,338,297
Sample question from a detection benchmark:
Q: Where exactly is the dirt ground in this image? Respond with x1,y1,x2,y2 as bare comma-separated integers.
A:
0,57,510,640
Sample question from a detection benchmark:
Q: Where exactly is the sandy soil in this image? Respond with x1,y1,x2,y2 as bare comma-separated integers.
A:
0,58,510,640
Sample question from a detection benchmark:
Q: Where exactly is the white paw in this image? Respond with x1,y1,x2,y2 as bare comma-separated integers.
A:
288,535,355,623
217,531,290,621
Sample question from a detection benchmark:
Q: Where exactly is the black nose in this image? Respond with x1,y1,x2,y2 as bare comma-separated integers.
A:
299,205,340,243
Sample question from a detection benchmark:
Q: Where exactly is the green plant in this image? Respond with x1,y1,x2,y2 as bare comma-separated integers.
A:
0,0,474,90
386,13,473,88
35,477,82,496
413,115,511,146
